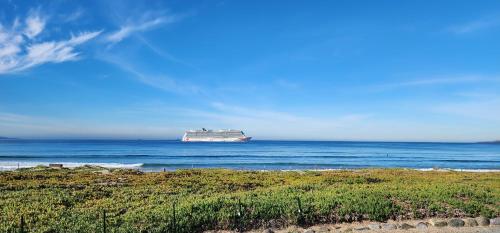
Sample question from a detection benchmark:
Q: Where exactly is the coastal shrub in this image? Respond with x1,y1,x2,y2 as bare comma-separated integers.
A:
0,168,498,232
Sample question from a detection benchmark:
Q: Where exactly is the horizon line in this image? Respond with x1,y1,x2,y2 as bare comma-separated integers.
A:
1,137,498,144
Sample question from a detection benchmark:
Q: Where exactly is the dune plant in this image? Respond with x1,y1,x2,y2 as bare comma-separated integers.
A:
0,167,498,232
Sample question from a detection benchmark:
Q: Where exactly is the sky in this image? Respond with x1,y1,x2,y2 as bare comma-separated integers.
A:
0,0,500,141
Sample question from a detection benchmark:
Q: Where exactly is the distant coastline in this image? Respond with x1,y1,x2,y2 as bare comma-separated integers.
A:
1,138,499,143
477,140,500,144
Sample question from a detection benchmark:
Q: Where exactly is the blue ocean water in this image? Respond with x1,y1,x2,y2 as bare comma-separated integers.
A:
0,140,499,171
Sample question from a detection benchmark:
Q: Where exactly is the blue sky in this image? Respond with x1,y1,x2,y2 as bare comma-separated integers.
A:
1,0,500,141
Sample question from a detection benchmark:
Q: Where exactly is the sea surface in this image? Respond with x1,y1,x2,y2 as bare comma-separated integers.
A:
0,140,499,171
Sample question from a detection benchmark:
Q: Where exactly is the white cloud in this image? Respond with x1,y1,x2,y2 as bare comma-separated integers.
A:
27,31,100,63
203,102,369,140
24,12,45,38
100,54,201,94
432,94,500,122
275,79,300,89
188,102,500,141
0,11,101,75
62,8,85,22
372,74,500,91
0,111,181,139
2,102,499,141
1,31,101,74
136,35,196,68
0,42,21,57
448,16,500,34
0,112,32,123
68,31,101,44
106,15,179,43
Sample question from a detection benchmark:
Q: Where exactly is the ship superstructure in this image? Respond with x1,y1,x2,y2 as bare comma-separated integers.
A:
182,128,252,142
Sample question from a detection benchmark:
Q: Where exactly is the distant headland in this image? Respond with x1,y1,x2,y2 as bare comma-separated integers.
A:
0,136,17,140
477,140,500,144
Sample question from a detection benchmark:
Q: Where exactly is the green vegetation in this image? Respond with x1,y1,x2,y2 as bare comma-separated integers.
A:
0,166,499,232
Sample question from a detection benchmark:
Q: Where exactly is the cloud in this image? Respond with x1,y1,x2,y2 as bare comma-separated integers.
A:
106,15,180,43
204,102,369,140
136,35,196,68
0,30,101,74
432,93,500,122
0,112,32,123
448,16,500,34
275,79,300,90
23,11,45,38
27,31,100,62
2,101,498,141
0,111,182,139
62,8,85,22
372,74,500,91
100,54,201,94
0,11,101,74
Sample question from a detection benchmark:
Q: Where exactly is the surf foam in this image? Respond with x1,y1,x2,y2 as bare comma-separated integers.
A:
0,161,144,171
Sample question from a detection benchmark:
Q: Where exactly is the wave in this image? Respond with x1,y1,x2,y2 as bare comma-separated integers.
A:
1,155,496,162
140,162,369,168
414,168,500,172
0,154,153,159
0,154,391,159
0,161,498,173
276,168,500,172
0,162,144,170
430,159,500,163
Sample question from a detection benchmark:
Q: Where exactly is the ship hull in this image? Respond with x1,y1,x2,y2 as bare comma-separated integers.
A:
182,137,252,142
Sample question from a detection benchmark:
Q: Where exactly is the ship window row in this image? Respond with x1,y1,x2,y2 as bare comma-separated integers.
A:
186,135,241,139
187,133,242,136
187,132,242,135
186,132,243,137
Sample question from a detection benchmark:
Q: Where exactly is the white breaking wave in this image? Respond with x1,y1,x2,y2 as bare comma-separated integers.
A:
280,168,500,172
0,162,498,172
0,161,144,171
414,168,500,172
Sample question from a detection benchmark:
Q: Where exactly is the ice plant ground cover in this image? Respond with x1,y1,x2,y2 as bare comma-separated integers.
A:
0,166,498,232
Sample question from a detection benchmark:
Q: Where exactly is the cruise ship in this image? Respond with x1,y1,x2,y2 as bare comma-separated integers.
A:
182,128,252,142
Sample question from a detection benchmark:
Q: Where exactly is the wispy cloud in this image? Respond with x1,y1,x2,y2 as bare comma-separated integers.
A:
0,10,101,75
62,8,85,22
136,35,197,69
96,10,198,95
275,79,300,90
0,31,101,74
432,93,500,122
372,74,500,91
0,112,32,123
204,102,369,140
106,14,181,43
0,111,182,139
448,16,500,34
23,11,45,39
100,54,201,94
2,102,497,141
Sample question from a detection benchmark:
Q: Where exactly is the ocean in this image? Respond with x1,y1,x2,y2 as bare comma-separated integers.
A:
0,140,499,171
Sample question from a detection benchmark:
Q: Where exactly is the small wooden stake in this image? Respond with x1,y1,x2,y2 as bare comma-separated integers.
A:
172,202,177,233
19,215,25,233
296,197,303,225
102,210,106,233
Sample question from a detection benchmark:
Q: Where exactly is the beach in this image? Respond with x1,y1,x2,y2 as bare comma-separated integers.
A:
1,166,498,232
